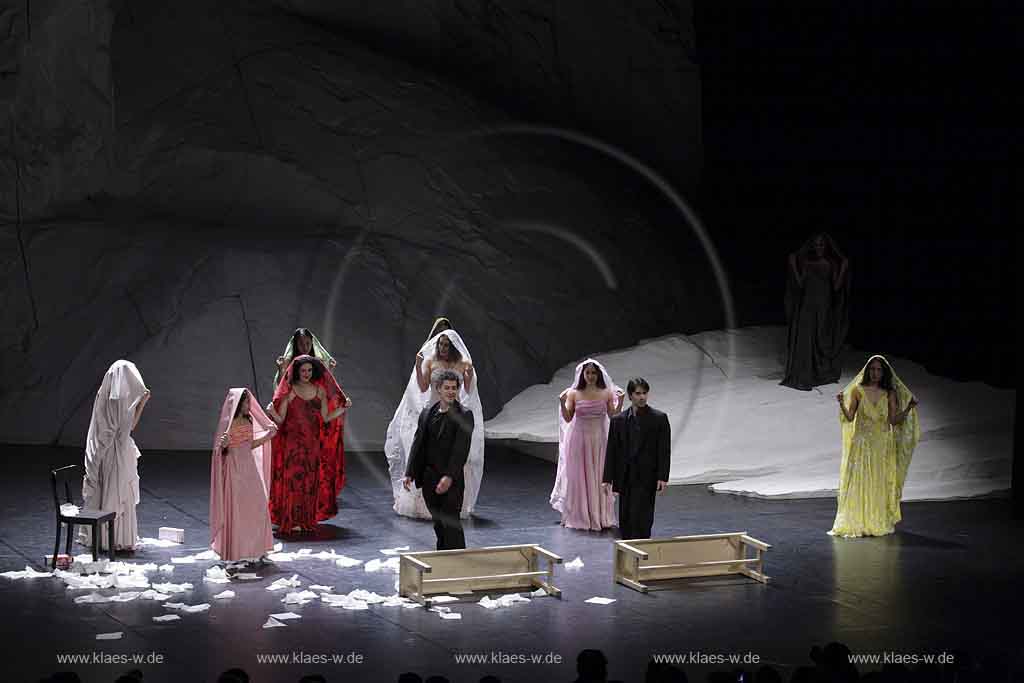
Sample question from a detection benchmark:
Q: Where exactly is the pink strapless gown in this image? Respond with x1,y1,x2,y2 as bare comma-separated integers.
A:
211,421,274,561
556,398,618,531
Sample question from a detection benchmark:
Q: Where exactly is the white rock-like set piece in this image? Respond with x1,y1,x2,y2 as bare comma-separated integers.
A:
485,327,1014,501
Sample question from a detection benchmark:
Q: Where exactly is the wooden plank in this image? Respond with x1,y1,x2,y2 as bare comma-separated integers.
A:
423,570,548,584
614,541,649,559
740,535,771,551
640,558,760,571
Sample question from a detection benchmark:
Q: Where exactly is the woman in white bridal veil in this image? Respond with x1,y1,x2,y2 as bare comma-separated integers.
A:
384,325,484,519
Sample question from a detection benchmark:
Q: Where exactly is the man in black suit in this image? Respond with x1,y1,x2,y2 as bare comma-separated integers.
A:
602,377,671,539
403,369,474,550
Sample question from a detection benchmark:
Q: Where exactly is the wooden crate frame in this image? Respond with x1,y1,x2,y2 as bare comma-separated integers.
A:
399,543,563,608
613,532,770,593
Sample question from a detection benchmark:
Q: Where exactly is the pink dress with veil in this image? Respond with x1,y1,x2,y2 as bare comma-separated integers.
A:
550,358,620,531
209,389,275,561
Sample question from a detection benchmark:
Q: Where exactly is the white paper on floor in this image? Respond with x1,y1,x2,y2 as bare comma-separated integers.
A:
60,503,80,516
139,537,180,548
266,575,301,591
270,612,302,620
158,564,174,573
530,588,549,598
282,590,318,605
263,616,286,628
150,582,193,593
484,327,1014,501
565,557,585,570
478,594,530,609
308,585,333,592
335,556,363,568
139,590,171,601
74,592,113,604
95,631,122,640
109,592,142,602
430,595,459,604
584,597,616,605
348,589,388,604
114,574,150,589
379,546,410,556
381,595,414,607
164,602,210,613
170,556,196,564
321,593,369,610
204,566,230,584
153,614,181,622
194,550,219,561
364,557,400,573
1,566,54,579
273,543,283,552
234,573,262,581
213,590,235,599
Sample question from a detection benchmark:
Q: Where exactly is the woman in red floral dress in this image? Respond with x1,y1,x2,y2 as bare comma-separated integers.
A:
266,355,350,532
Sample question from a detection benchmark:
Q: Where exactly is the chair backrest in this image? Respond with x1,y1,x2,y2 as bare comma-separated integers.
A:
51,464,81,515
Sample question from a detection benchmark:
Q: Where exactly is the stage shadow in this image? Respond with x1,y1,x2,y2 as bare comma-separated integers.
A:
890,530,967,550
273,524,361,542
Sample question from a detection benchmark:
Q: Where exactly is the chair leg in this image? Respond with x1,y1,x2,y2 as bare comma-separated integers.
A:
65,521,73,557
107,520,115,562
53,522,62,570
92,523,99,562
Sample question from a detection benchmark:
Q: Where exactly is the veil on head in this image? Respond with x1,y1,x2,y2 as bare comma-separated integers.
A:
274,329,337,387
427,317,453,340
419,329,474,381
840,355,920,497
272,355,346,405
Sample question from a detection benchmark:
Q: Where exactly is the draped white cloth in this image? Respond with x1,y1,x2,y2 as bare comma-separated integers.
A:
384,330,485,519
80,360,148,550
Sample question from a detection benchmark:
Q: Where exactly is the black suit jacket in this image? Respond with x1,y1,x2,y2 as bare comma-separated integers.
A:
602,406,671,492
405,401,474,489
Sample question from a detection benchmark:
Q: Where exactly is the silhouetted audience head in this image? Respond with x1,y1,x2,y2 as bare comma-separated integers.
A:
424,677,451,683
40,675,81,683
297,676,326,683
397,674,423,683
114,672,143,683
217,669,249,683
646,660,688,683
756,665,782,683
479,677,502,683
577,649,609,682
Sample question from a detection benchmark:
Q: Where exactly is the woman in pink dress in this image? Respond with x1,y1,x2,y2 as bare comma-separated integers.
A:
266,356,349,532
550,359,624,530
209,389,277,564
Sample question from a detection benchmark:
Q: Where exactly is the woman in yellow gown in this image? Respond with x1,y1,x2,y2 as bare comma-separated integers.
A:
829,355,920,537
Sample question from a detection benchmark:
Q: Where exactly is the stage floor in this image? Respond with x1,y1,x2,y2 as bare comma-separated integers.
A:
1,443,1021,683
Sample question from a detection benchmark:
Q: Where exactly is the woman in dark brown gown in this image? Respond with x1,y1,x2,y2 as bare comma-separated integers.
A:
781,233,850,390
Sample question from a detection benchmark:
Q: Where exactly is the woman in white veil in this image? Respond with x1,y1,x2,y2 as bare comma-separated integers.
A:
551,359,623,530
80,360,151,551
384,328,484,519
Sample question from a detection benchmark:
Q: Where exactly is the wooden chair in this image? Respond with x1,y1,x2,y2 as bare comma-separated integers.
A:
51,465,116,568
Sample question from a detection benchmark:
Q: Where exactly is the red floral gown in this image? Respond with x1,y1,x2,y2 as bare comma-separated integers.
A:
269,395,323,531
317,406,346,521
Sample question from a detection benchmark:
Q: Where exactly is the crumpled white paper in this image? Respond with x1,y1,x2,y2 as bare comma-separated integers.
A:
308,585,333,592
430,606,461,620
380,546,410,556
266,575,301,591
60,503,80,517
139,537,180,548
109,591,142,602
234,572,262,581
95,631,122,640
204,566,231,584
281,590,318,605
213,590,235,600
74,592,113,604
430,595,459,604
364,557,400,573
477,594,530,609
263,616,286,628
194,550,219,561
320,593,369,610
158,564,175,573
150,582,193,594
164,602,210,613
1,566,54,579
139,590,171,601
565,556,585,570
153,614,180,623
335,556,363,568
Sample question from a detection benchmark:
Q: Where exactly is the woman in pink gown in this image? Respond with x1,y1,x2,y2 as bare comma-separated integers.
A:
550,359,624,530
209,389,277,563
